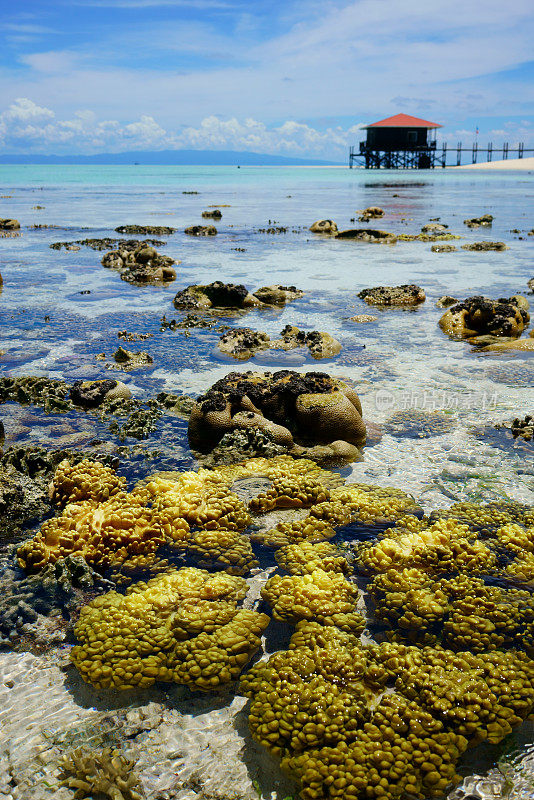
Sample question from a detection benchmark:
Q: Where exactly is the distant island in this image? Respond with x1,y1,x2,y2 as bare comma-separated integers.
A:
0,149,343,166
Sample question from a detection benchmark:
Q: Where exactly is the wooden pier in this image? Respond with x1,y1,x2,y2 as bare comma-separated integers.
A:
350,141,534,169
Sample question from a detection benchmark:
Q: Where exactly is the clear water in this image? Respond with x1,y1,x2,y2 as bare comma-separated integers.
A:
1,165,534,799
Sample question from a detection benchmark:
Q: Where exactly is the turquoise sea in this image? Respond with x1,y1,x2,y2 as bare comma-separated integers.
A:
1,164,534,799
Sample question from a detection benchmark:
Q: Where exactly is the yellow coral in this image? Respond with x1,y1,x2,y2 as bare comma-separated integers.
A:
51,459,126,506
275,541,350,575
71,567,269,690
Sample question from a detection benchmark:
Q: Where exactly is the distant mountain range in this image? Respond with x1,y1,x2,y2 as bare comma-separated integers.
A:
0,149,343,166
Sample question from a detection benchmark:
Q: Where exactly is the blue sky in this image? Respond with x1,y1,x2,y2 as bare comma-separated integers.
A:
0,0,533,157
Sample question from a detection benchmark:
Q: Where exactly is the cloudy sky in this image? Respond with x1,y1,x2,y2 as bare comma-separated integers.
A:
1,0,533,158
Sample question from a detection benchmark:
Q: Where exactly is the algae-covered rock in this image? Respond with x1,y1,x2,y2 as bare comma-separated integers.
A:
439,295,529,339
217,325,340,361
461,241,507,251
358,284,426,306
201,209,222,219
184,225,217,236
101,241,177,284
463,214,493,228
0,218,20,230
173,281,258,310
336,228,396,243
309,219,338,234
115,225,175,235
70,379,131,408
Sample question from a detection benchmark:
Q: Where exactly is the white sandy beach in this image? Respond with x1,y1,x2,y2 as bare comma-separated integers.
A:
453,156,534,170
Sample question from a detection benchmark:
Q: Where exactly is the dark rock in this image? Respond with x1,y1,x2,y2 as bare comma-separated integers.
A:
463,214,493,228
461,241,507,251
0,218,20,230
184,225,217,236
115,225,176,235
439,295,530,338
70,379,131,408
201,209,222,219
358,285,426,306
336,228,396,243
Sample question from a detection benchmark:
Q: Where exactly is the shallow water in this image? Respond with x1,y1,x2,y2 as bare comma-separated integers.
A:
1,165,534,799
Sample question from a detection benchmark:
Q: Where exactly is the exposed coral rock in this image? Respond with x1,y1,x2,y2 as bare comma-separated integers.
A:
173,281,259,310
69,379,131,408
358,284,426,306
101,241,177,284
217,325,341,361
114,225,175,235
188,370,366,453
184,225,217,236
111,347,154,370
309,219,338,234
431,244,457,253
439,295,529,339
359,206,384,221
0,218,20,230
336,228,397,243
349,314,377,322
436,295,458,308
201,209,222,219
422,222,448,233
463,214,493,228
252,285,304,305
461,241,508,251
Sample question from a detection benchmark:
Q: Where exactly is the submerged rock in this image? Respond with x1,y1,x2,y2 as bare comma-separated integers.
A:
358,284,426,306
439,295,530,339
436,295,458,308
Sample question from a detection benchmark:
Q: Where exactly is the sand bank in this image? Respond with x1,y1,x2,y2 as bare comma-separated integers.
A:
453,156,534,171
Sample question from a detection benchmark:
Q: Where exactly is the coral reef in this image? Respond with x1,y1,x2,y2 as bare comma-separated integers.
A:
261,569,364,631
50,458,127,506
439,295,529,338
275,541,350,575
58,746,143,800
101,242,177,284
384,409,456,438
240,626,534,800
71,567,269,690
358,284,426,306
69,379,131,408
188,370,366,454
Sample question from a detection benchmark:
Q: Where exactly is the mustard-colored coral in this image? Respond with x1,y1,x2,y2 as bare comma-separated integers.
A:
251,516,336,548
71,567,269,690
186,527,258,575
51,458,126,506
357,518,496,575
240,628,534,800
329,483,420,524
17,492,167,574
261,569,364,631
275,541,350,575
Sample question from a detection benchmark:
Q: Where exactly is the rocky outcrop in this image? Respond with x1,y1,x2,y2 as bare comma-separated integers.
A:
217,325,341,361
115,225,175,235
463,214,493,228
309,220,338,234
431,244,457,253
461,241,507,251
422,223,448,234
201,209,222,219
439,295,530,339
69,379,131,408
358,284,426,306
101,242,177,284
173,282,303,310
188,370,366,456
0,219,20,230
358,206,384,221
336,228,397,243
184,225,217,236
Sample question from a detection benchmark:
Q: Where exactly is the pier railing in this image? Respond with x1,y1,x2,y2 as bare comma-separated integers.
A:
349,142,534,169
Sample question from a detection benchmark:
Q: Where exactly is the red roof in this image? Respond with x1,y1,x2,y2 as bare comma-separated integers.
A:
364,113,442,129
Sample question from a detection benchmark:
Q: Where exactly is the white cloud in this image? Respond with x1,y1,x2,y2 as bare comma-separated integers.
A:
0,98,359,158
